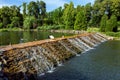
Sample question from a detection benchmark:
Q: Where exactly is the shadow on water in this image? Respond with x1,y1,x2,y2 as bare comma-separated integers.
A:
0,31,73,46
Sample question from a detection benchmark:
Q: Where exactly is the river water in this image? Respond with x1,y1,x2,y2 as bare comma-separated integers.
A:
39,40,120,80
0,31,73,46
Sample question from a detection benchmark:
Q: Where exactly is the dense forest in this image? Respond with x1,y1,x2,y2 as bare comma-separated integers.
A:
0,0,120,32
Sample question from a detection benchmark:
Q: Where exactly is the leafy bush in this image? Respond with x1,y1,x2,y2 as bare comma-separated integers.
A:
100,14,108,32
0,23,3,29
106,15,117,32
0,28,9,32
7,24,13,28
87,27,99,32
37,25,61,30
74,11,87,30
23,16,36,29
105,32,120,37
59,25,65,29
11,17,20,28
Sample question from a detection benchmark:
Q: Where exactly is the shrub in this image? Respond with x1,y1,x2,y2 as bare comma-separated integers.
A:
37,25,61,30
23,16,36,29
100,14,108,32
105,32,120,37
105,15,117,32
11,17,20,28
0,23,3,29
7,24,13,28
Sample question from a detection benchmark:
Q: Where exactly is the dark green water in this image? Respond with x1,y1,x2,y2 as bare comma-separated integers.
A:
0,31,73,46
40,40,120,80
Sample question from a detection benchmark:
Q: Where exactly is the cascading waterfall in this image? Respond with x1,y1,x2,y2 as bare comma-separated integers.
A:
0,33,108,80
58,40,78,55
80,36,95,47
68,38,85,52
75,38,92,51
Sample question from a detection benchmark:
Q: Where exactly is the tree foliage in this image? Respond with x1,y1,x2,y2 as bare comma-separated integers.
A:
74,7,87,30
106,15,117,32
100,14,108,32
0,0,120,32
22,2,27,17
49,7,63,25
63,2,75,29
23,16,36,29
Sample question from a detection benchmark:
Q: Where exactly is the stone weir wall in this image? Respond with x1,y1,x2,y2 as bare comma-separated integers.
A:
0,33,107,80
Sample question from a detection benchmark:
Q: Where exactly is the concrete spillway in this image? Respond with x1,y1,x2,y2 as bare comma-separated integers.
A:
0,33,108,80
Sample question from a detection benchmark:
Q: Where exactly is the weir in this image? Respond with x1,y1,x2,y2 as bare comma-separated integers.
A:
0,33,108,80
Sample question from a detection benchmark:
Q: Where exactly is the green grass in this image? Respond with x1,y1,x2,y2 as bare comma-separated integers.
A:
0,28,23,32
105,32,120,37
87,27,120,39
87,27,99,32
37,25,65,30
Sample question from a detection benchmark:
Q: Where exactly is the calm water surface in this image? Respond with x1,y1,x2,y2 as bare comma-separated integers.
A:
39,40,120,80
0,31,73,46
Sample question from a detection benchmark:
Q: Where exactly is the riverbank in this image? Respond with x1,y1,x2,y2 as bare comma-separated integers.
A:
0,28,86,34
0,28,119,40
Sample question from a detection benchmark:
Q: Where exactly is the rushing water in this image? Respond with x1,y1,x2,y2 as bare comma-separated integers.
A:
0,31,73,46
39,40,120,80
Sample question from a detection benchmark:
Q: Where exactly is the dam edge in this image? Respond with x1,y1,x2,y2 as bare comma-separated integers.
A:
0,32,108,80
0,32,108,51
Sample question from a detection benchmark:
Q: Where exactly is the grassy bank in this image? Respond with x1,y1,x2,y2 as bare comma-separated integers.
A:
87,27,100,32
105,32,120,39
0,27,120,39
37,25,65,30
0,28,23,32
87,27,120,39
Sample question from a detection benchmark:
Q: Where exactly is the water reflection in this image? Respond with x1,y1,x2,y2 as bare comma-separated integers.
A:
0,31,73,46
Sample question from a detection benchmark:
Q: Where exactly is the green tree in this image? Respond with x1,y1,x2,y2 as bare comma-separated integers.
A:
74,8,87,30
100,14,108,32
3,17,10,28
27,1,46,26
49,7,63,25
63,2,75,29
90,0,110,27
22,2,27,17
74,5,82,20
106,15,117,32
0,23,3,29
63,3,69,9
0,6,11,28
27,1,39,18
95,0,104,3
10,5,23,28
10,5,20,17
111,0,120,18
85,3,92,23
23,16,36,29
39,1,46,19
11,17,20,28
100,0,112,18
